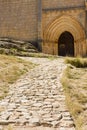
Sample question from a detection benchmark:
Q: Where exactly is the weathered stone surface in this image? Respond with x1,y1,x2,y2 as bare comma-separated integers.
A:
29,118,41,126
0,57,75,129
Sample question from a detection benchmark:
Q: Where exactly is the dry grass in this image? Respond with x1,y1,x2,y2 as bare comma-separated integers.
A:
62,58,87,130
0,54,35,100
65,57,87,68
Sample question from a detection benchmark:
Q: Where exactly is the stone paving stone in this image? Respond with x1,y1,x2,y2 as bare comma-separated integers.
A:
0,57,75,130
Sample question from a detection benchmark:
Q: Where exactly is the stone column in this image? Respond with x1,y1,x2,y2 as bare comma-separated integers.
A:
38,0,42,51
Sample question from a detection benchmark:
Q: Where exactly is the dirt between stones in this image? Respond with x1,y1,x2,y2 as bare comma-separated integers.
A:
0,57,75,130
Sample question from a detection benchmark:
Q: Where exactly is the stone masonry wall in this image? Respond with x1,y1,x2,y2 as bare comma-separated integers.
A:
0,0,38,42
42,9,85,32
42,0,85,9
42,0,86,56
0,0,86,53
42,0,86,43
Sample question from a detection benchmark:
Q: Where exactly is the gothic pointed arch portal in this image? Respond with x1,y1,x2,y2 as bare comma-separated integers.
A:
43,15,86,57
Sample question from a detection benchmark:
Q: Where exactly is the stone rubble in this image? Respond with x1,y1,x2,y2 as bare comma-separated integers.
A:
0,57,75,129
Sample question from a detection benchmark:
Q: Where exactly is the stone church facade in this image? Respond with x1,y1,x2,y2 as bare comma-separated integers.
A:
0,0,87,56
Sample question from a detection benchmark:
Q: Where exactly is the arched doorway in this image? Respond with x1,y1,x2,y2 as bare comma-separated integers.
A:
58,31,74,56
43,15,86,56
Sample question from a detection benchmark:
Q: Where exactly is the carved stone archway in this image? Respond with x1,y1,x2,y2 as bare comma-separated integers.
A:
43,15,86,56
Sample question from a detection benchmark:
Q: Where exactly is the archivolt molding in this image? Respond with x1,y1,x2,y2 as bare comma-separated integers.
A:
43,15,85,43
43,15,86,56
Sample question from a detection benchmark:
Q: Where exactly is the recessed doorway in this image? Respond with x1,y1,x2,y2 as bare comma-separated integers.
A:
58,31,74,56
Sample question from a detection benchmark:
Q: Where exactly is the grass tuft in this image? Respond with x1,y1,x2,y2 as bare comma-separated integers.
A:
62,57,87,130
0,54,35,100
65,57,87,68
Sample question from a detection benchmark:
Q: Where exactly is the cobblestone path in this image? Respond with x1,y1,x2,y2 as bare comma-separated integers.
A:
0,57,75,130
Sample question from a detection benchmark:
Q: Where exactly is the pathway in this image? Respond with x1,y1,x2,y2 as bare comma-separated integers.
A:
0,57,75,130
